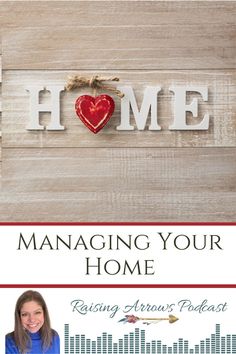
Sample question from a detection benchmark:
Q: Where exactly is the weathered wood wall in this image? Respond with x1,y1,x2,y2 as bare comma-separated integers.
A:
0,1,236,221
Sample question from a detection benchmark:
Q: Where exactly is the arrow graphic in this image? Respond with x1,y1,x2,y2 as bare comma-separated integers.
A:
119,314,179,325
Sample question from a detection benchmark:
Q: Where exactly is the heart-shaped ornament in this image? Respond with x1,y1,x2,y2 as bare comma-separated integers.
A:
75,94,115,134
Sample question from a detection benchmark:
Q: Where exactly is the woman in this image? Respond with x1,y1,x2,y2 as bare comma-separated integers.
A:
6,290,60,354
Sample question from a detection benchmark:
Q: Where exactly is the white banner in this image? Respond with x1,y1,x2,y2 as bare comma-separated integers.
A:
0,224,234,284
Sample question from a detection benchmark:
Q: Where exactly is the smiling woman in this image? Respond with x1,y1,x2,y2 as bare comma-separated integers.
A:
5,290,60,354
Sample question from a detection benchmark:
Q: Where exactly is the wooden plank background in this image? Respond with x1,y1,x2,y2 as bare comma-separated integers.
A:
2,1,236,70
1,147,236,221
0,1,236,221
0,44,2,180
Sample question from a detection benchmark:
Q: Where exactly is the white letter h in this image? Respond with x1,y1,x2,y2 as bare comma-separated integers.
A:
25,85,65,130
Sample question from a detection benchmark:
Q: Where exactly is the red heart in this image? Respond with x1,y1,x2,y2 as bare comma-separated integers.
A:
75,94,115,134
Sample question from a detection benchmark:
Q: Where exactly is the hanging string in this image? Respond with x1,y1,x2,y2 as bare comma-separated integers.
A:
65,75,124,98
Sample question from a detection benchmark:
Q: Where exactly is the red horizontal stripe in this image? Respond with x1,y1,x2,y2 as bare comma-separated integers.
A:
0,284,236,288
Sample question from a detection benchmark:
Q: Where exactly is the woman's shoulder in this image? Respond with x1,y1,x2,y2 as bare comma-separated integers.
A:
5,332,19,353
51,329,60,338
51,329,60,345
5,332,14,341
50,329,60,352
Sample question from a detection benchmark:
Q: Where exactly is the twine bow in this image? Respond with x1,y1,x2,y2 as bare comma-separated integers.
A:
65,75,124,98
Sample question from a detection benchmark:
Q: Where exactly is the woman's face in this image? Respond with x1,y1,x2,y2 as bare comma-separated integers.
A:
20,300,44,333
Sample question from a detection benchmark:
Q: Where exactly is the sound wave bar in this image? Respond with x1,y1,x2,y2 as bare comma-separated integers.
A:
64,324,236,354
